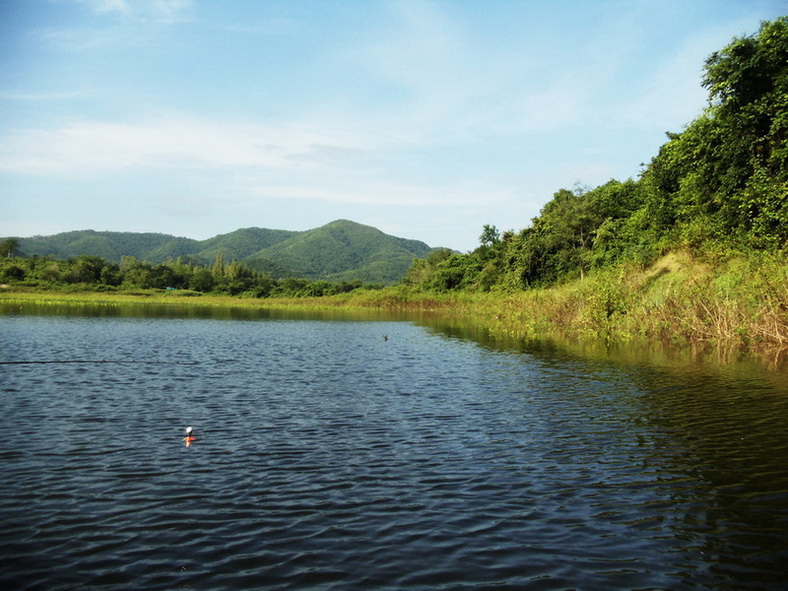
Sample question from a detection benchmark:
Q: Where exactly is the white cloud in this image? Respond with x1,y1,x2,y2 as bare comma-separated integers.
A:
0,115,374,175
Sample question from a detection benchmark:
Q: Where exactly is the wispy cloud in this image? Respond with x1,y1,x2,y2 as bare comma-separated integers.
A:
74,0,132,15
0,108,521,216
616,18,762,132
35,24,122,50
250,176,517,208
70,0,192,22
0,90,94,101
35,0,192,52
144,0,192,23
341,0,643,140
341,0,498,141
214,17,300,36
0,114,374,175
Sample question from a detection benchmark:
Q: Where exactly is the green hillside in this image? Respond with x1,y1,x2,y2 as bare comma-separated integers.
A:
196,227,299,261
253,220,435,284
7,220,435,284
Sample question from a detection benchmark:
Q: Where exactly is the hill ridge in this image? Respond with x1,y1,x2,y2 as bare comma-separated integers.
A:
6,220,437,285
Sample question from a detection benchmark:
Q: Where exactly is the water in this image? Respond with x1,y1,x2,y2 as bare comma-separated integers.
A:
2,311,788,590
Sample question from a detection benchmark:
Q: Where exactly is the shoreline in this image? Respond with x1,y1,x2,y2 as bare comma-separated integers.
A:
3,258,787,368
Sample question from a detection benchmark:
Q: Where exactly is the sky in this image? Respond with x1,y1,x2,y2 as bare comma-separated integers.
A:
1,0,785,252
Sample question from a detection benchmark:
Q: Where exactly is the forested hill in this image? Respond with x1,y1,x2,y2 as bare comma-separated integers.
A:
6,220,436,285
406,18,788,292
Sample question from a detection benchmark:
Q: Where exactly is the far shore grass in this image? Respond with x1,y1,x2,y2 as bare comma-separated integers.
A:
2,251,787,364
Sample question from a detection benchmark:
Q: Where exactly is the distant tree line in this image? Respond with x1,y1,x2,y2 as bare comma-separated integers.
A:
406,18,788,292
0,253,373,297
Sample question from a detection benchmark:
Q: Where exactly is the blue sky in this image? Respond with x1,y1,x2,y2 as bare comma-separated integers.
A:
1,0,785,251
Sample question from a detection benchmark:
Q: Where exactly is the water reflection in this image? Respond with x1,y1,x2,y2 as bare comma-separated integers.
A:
627,368,788,588
2,304,788,589
419,315,788,588
0,300,416,322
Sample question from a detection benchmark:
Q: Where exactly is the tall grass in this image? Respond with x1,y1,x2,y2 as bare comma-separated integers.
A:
3,250,786,356
489,251,788,350
339,251,788,352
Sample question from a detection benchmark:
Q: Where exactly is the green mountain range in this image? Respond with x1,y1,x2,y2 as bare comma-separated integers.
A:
9,220,437,285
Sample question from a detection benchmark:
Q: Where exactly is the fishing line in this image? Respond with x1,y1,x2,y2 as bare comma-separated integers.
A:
0,360,198,365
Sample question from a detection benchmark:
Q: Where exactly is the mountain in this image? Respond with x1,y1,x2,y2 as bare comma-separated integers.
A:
8,220,437,284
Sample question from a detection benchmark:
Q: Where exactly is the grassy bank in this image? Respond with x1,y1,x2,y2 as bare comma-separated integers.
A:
310,251,788,350
2,250,787,355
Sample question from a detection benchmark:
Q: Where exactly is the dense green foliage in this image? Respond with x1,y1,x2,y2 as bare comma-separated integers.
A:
3,220,434,285
0,253,373,298
407,18,788,292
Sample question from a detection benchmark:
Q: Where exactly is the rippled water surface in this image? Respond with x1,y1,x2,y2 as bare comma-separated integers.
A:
2,311,788,590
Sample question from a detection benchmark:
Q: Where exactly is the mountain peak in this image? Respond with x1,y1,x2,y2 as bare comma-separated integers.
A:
8,221,437,284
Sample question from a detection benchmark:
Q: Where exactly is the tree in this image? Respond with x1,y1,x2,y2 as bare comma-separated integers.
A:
65,256,106,284
428,254,481,291
190,269,215,292
40,262,61,282
149,265,185,289
212,254,225,279
703,17,788,114
704,17,788,246
0,262,26,281
405,248,454,286
479,225,500,247
649,17,788,246
121,259,154,288
1,238,19,257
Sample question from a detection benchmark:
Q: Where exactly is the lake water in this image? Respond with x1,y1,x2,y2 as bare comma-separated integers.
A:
2,307,788,590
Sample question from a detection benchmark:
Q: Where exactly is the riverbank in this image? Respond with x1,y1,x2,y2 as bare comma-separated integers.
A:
2,251,786,359
293,250,788,353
